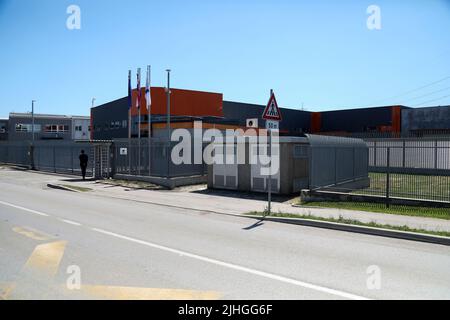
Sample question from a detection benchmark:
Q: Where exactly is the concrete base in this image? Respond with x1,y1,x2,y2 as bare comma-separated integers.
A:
114,174,207,190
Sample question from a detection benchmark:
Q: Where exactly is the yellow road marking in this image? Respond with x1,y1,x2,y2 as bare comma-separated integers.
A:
12,226,52,241
81,285,221,300
0,283,16,300
23,241,67,276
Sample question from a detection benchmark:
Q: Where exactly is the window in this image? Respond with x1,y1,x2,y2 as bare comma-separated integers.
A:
16,124,28,132
122,120,127,128
15,124,41,133
44,124,68,133
75,125,83,132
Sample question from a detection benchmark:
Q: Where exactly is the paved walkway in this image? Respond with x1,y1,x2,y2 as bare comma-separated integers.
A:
55,177,450,233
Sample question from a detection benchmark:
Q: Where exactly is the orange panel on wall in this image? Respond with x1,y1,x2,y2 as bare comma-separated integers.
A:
310,112,322,133
391,106,402,133
130,87,223,118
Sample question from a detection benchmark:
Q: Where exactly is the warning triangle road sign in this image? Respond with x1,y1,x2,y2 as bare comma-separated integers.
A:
262,92,282,121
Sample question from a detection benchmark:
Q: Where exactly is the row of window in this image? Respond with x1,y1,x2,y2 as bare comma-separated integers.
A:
94,120,127,131
15,124,69,133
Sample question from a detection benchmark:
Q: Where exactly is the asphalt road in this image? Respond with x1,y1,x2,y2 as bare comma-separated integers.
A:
0,168,449,300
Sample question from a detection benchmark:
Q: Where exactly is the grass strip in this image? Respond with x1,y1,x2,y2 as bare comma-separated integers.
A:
299,201,450,220
247,211,450,238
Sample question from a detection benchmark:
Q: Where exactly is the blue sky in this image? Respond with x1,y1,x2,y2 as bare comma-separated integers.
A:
0,0,449,118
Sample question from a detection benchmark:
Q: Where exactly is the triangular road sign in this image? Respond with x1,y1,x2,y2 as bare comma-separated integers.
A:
262,93,282,121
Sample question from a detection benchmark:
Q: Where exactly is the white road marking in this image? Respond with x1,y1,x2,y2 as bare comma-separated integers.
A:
0,200,49,217
91,227,371,300
60,219,82,226
0,198,371,300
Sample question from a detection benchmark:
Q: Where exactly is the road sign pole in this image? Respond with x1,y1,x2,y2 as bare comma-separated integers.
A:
262,89,281,217
267,89,274,217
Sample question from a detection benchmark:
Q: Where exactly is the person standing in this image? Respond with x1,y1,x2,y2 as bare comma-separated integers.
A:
79,150,89,180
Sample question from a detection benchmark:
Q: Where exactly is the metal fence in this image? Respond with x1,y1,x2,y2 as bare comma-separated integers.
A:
317,137,450,208
307,135,369,190
113,138,207,178
0,141,107,178
0,138,208,180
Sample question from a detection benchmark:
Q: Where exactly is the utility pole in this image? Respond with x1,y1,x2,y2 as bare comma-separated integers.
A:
166,69,171,178
31,100,36,143
31,100,36,170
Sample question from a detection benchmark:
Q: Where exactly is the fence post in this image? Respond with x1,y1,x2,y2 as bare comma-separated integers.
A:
71,147,74,174
53,146,56,173
434,139,438,170
386,147,390,208
334,147,337,185
373,141,377,167
402,140,406,168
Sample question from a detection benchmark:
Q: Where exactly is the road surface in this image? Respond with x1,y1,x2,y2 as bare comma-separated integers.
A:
0,168,449,300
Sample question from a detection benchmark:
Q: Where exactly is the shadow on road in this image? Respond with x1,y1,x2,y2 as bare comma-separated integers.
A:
242,219,265,230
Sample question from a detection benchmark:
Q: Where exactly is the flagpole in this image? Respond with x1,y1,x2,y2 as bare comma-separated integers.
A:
147,65,152,177
137,68,141,176
128,70,131,176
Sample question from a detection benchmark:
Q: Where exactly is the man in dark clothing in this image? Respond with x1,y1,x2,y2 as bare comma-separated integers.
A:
79,150,89,180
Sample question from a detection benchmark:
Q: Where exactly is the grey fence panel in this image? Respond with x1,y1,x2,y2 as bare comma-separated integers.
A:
113,138,207,178
0,141,97,177
368,138,450,174
307,135,369,190
327,139,450,204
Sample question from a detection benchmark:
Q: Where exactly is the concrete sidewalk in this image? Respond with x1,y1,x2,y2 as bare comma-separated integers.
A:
55,178,450,233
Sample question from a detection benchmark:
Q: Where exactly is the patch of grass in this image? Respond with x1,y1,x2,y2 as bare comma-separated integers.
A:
99,179,164,190
354,172,450,202
299,201,450,220
61,184,92,192
247,212,450,238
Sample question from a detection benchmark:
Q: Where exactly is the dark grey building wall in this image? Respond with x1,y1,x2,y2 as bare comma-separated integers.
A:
8,116,73,141
402,106,450,133
92,97,129,140
0,119,8,141
320,106,395,133
223,101,311,135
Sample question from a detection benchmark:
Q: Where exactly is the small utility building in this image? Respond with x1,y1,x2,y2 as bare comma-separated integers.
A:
208,134,370,195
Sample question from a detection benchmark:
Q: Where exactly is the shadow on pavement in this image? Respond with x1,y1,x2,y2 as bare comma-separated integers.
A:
60,178,96,182
192,188,296,203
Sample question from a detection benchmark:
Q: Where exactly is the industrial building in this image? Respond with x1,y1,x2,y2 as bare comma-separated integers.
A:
6,113,90,141
0,118,8,141
401,105,450,136
91,86,450,140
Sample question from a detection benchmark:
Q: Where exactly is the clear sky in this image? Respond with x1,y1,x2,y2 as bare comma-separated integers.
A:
0,0,449,118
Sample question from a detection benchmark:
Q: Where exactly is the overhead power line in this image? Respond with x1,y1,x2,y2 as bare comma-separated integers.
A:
413,93,450,107
368,75,450,106
401,85,450,103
